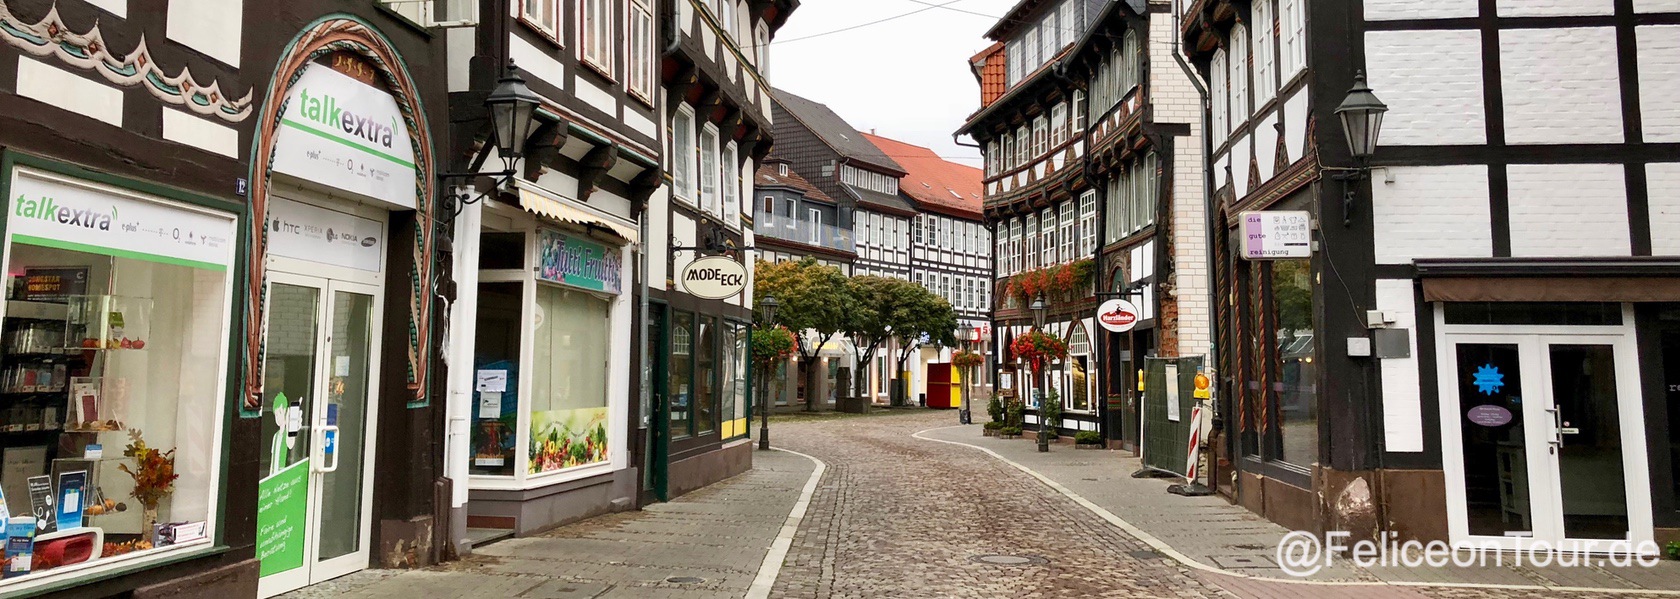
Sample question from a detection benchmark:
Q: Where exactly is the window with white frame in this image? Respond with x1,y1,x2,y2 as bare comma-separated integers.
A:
1015,125,1029,166
673,106,696,202
925,215,936,248
1122,30,1140,93
986,140,999,176
1073,89,1086,131
1060,0,1077,41
1105,163,1129,241
1051,103,1068,146
871,213,883,247
914,215,924,244
1042,209,1058,265
382,0,435,26
581,0,613,75
783,198,795,229
715,0,734,40
1059,202,1075,261
1007,39,1024,85
723,142,739,224
629,0,655,101
1024,213,1038,270
755,24,770,74
1211,49,1229,142
523,0,560,38
1253,0,1276,105
1230,24,1250,123
996,226,1008,274
1033,116,1048,158
1024,26,1039,74
1280,0,1305,78
841,166,898,195
1009,218,1022,274
762,195,775,225
1039,13,1057,61
1078,191,1096,254
700,125,721,216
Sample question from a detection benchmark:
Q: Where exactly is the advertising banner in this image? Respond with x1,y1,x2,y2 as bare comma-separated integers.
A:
268,198,384,272
8,170,236,271
536,229,622,295
272,64,417,210
257,459,310,577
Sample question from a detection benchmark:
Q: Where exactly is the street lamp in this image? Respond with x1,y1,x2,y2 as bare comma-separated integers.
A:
958,326,979,425
438,62,544,219
1330,70,1389,226
1030,295,1049,453
757,296,779,451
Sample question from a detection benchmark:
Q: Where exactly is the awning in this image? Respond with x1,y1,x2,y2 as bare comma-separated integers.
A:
1421,277,1680,303
516,182,639,243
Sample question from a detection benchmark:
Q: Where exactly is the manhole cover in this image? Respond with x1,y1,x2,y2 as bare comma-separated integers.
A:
1212,555,1277,569
665,576,706,584
972,554,1049,566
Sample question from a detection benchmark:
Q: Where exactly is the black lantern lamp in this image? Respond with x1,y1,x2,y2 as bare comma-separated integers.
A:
438,61,544,218
1335,70,1389,162
1029,294,1050,453
485,64,544,169
757,295,779,451
1330,70,1388,226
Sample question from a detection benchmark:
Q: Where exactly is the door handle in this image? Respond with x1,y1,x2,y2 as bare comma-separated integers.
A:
314,425,342,473
1544,407,1563,454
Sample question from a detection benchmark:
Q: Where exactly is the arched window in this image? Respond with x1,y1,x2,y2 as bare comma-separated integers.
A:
1066,323,1093,412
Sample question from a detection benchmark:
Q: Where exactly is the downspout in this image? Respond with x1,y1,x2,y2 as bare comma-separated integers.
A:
1170,3,1221,488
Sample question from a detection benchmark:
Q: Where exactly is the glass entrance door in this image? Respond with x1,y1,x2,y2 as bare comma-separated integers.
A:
259,275,382,597
1442,332,1652,552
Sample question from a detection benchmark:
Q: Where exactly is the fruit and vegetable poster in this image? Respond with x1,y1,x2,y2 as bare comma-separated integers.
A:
257,459,309,577
528,407,608,474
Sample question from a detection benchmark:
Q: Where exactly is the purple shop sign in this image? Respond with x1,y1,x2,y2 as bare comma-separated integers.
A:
1467,405,1514,427
1240,211,1312,260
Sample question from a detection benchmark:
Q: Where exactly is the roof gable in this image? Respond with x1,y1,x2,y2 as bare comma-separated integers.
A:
771,88,906,175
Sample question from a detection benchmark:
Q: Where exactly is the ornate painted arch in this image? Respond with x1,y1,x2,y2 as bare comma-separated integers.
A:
243,15,437,412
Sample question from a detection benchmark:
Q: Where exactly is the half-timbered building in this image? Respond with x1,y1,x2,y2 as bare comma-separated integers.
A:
962,0,1209,443
1181,0,1680,549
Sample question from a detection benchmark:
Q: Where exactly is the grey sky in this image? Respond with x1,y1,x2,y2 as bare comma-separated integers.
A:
769,0,1019,168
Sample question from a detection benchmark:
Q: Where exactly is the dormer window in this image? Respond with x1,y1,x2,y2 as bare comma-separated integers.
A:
778,163,789,176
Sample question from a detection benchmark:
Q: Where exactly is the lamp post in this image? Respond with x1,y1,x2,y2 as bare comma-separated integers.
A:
1330,70,1389,226
958,326,978,425
757,296,779,451
1030,295,1049,453
437,63,543,217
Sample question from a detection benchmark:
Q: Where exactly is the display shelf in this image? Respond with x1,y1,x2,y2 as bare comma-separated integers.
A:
64,295,152,351
4,299,70,321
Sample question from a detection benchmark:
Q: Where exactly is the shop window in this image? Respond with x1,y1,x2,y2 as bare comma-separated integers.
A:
1442,302,1622,327
479,232,527,270
0,172,236,586
1066,324,1093,412
669,311,693,439
528,285,610,475
472,282,523,476
1270,259,1316,467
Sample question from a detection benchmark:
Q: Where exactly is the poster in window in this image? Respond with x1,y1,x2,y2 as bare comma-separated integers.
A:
528,407,609,474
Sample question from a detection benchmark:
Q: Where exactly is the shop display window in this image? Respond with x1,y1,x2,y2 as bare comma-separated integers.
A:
528,285,609,475
0,181,235,587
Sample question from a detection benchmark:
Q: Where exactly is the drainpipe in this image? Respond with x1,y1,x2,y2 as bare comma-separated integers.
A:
444,189,482,557
1170,3,1221,487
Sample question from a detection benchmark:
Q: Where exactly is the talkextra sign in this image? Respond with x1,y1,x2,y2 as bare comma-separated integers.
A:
273,64,417,210
7,170,236,271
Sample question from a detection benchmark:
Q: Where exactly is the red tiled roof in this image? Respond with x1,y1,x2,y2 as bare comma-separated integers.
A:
754,162,836,204
970,42,1007,109
861,133,982,219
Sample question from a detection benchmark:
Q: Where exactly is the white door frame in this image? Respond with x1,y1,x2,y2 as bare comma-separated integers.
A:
1434,304,1653,553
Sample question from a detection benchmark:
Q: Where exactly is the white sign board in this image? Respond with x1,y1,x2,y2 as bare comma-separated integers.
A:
7,170,236,271
268,198,384,272
1240,211,1311,260
679,256,747,300
1164,363,1181,422
272,65,417,210
1096,299,1140,333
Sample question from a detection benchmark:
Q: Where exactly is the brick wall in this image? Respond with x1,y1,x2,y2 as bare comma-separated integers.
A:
1500,27,1623,145
1370,165,1494,265
1639,25,1680,142
1506,164,1631,257
1644,163,1680,256
1364,0,1477,20
1150,13,1211,358
1365,30,1486,146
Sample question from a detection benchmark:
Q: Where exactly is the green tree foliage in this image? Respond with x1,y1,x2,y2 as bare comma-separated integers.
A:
755,258,852,410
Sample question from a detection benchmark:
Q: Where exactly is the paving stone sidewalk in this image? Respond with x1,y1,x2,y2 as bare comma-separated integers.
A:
279,447,816,599
918,423,1680,593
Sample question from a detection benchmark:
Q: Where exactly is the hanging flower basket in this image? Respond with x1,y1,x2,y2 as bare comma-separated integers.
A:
952,350,985,370
1010,330,1067,374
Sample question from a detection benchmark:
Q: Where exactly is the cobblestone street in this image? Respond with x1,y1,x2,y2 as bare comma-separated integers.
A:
285,410,1680,598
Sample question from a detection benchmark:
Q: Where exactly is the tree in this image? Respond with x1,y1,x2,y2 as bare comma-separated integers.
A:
890,284,958,406
843,275,916,400
755,258,852,411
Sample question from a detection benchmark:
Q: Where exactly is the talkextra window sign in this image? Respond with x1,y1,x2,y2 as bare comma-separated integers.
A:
536,229,622,295
271,64,416,210
7,170,236,271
